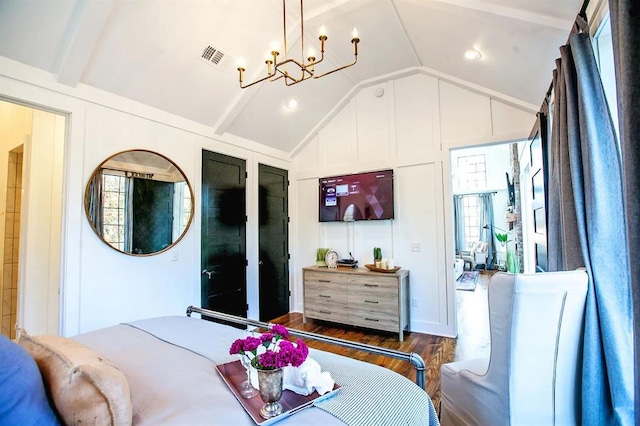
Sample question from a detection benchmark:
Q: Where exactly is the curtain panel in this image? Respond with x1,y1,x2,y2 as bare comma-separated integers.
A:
546,29,634,425
453,195,465,254
478,193,495,269
608,0,640,421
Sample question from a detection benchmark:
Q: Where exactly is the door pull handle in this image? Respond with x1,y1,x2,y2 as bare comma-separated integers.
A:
201,269,215,279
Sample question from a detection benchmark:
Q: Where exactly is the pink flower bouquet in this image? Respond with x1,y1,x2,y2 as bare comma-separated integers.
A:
229,324,309,370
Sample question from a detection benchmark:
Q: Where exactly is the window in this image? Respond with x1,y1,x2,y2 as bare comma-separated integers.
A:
593,14,619,142
462,195,480,248
172,182,192,240
101,173,127,251
457,154,487,191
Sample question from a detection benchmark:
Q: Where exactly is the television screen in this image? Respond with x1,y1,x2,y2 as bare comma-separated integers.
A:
319,169,394,222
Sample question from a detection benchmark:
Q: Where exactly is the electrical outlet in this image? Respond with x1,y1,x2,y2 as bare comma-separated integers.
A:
171,250,179,262
411,242,421,252
411,297,418,308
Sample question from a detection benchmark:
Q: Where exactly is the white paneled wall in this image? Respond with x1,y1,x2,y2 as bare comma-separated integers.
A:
293,72,535,337
394,75,440,158
0,57,294,336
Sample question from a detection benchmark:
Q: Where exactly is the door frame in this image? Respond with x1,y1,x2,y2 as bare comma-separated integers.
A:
0,96,69,336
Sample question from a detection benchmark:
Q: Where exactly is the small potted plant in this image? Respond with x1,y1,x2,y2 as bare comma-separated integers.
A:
316,248,329,267
373,247,382,267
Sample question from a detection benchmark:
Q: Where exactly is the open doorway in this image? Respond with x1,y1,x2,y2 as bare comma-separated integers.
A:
451,143,518,274
0,99,66,337
450,140,523,361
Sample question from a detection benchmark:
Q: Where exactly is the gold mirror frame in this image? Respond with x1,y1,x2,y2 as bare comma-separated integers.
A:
84,149,194,256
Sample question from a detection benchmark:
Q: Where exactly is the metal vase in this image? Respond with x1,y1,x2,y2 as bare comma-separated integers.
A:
257,368,284,419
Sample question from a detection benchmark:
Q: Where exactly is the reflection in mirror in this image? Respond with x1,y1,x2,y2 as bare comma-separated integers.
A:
85,150,194,255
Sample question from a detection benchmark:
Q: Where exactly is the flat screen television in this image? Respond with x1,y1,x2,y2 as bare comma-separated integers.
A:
319,169,394,222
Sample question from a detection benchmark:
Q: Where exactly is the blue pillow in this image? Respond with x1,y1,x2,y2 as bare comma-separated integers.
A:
0,334,60,425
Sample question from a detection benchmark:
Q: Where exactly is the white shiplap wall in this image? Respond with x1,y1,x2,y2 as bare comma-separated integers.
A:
292,72,534,337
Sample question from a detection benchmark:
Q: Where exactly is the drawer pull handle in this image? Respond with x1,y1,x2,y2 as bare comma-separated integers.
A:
365,300,379,304
319,310,331,314
319,279,331,283
364,284,378,287
365,317,379,322
319,295,331,298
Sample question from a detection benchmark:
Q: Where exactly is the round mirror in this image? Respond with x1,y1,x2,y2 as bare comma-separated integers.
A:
84,149,194,256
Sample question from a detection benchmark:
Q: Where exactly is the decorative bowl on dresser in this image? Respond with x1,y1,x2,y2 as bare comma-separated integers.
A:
302,266,410,341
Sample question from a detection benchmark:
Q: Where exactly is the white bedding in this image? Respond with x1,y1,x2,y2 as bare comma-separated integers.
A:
72,316,438,426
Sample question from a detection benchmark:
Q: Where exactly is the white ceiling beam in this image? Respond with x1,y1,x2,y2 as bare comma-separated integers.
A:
53,0,115,87
409,0,571,30
387,0,422,66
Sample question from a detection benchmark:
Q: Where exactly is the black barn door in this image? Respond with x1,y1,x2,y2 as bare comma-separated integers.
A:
201,150,247,317
258,164,289,321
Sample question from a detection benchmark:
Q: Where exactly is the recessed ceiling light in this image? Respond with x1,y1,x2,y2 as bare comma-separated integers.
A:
464,49,482,60
285,99,298,110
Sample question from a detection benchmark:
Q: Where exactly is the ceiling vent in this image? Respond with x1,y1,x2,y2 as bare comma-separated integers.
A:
200,44,232,72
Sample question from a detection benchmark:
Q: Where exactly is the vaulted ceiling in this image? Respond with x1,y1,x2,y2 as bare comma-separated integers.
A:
0,0,583,154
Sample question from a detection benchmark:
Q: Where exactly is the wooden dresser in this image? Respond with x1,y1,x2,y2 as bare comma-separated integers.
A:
302,266,410,341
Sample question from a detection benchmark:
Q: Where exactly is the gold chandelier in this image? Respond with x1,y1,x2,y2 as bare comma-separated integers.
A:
237,0,360,89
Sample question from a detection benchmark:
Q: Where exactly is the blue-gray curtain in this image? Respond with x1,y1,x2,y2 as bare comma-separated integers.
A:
478,193,495,269
87,170,104,236
547,65,582,271
547,27,634,424
609,0,640,421
453,195,465,254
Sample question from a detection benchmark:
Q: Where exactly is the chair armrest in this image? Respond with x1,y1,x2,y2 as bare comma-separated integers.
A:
474,252,487,263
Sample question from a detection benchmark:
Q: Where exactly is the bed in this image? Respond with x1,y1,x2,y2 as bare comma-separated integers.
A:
2,308,439,426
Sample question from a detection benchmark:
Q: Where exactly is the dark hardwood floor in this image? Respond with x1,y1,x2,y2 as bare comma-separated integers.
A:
270,270,492,413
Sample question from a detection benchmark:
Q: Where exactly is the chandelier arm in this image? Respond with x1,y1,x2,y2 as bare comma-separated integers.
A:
306,45,325,68
276,57,306,70
285,75,310,86
239,73,276,89
239,64,279,89
313,38,359,79
312,58,357,79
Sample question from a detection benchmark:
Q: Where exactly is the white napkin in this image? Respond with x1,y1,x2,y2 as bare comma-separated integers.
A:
249,357,335,396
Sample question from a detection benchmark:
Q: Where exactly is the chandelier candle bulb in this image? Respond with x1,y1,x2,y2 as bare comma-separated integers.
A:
352,27,358,38
319,25,327,37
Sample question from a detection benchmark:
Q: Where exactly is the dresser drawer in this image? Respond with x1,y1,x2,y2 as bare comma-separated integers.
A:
305,280,347,299
303,280,348,323
348,278,399,316
304,305,349,324
348,274,397,287
350,308,399,333
304,270,348,285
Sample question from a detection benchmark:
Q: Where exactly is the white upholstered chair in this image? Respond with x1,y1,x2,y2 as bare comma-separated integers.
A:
440,270,588,425
460,241,488,271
